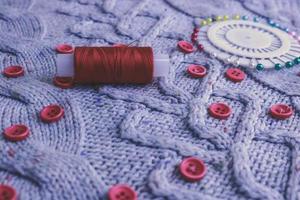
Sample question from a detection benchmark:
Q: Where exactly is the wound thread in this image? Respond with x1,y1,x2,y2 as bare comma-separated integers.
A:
74,46,154,84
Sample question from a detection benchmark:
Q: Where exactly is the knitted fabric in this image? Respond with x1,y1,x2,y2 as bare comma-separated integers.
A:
0,0,300,199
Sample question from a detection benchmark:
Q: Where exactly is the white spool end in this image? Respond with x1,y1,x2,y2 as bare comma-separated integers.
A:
153,53,170,77
56,53,170,78
57,54,74,77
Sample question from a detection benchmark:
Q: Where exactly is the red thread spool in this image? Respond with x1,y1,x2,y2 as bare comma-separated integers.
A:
72,46,154,84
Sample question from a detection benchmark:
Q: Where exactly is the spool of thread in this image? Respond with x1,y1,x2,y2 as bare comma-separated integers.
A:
56,46,170,85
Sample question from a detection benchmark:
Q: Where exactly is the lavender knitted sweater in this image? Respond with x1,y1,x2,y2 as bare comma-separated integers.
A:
1,0,300,199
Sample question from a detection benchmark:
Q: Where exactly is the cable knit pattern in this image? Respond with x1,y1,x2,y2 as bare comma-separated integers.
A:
0,0,300,199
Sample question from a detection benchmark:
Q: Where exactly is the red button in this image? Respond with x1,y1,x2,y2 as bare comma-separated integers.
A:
40,104,64,123
187,65,207,78
269,104,293,120
191,34,198,43
53,77,74,89
3,124,29,142
56,44,74,54
3,65,24,78
179,157,206,182
177,40,194,53
0,185,17,200
108,185,137,200
197,44,204,51
225,68,245,82
208,103,231,119
193,28,199,33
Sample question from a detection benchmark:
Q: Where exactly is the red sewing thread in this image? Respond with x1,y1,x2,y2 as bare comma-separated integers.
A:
73,46,154,84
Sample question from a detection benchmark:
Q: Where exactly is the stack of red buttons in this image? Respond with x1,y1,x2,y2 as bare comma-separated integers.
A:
0,185,17,200
191,32,198,43
179,157,206,182
108,185,137,200
191,27,204,51
191,28,199,43
178,27,205,54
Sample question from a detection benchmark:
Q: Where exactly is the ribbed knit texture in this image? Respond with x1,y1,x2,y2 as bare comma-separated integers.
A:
0,0,300,199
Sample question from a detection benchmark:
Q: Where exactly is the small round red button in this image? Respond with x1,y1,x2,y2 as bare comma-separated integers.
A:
108,185,137,200
3,124,29,142
197,44,204,51
187,65,207,78
225,68,245,82
177,40,194,53
53,77,74,89
193,28,199,33
191,34,198,43
55,44,74,54
0,185,17,200
269,104,293,120
3,65,24,78
208,103,231,120
179,157,206,182
40,104,64,123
